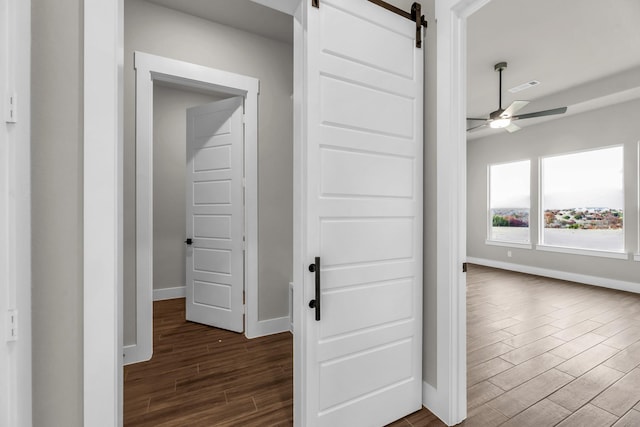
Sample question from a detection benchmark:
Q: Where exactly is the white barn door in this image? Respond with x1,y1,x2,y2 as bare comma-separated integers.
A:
295,0,424,425
185,97,244,333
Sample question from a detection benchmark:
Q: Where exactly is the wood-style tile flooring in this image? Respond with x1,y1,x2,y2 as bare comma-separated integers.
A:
462,264,640,426
124,299,293,426
125,265,640,426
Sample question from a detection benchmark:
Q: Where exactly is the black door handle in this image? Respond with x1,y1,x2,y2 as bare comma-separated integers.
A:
185,238,193,245
308,257,320,321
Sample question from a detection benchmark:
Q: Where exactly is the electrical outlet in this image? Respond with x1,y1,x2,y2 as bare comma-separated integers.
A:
507,250,512,258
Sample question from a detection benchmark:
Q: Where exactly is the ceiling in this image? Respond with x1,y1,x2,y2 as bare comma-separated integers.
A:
143,0,293,44
140,0,415,45
467,0,640,137
138,0,640,137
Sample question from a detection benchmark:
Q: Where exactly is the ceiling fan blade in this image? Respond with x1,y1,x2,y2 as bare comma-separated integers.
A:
513,107,567,120
467,123,487,132
467,117,488,121
501,100,529,118
505,122,521,133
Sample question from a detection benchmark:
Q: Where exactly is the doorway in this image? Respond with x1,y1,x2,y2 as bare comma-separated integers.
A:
123,52,260,365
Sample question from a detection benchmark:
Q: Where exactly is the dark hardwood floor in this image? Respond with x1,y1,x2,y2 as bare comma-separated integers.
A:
124,298,293,426
125,265,640,426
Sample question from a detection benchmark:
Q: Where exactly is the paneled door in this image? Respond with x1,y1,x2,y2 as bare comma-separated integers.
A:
185,96,244,333
295,0,424,425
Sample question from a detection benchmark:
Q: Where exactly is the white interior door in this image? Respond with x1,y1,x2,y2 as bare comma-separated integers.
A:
296,0,424,425
185,96,244,333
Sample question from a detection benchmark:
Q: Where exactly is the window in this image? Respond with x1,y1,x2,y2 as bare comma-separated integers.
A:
540,146,624,253
488,160,531,244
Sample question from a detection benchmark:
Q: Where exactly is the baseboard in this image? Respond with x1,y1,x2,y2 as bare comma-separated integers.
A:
422,381,455,426
153,286,185,301
467,257,640,294
123,343,152,366
247,316,290,339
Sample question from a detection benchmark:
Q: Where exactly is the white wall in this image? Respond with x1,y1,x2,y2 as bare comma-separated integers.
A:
467,98,640,284
31,0,83,424
152,85,223,293
124,0,293,345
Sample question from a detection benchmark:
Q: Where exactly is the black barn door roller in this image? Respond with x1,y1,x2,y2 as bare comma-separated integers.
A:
312,0,427,48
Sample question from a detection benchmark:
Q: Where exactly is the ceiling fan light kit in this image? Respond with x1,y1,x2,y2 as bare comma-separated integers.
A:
467,61,568,133
489,118,511,129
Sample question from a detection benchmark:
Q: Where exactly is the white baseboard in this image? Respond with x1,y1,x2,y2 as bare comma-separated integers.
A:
467,257,640,294
422,381,458,426
247,316,290,339
123,343,152,366
153,286,185,301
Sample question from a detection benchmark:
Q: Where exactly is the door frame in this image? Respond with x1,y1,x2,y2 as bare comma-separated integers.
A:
1,0,32,425
427,0,491,424
124,52,259,365
83,0,479,424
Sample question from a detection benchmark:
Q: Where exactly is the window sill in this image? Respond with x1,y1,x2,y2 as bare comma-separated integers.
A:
485,240,532,250
536,245,629,260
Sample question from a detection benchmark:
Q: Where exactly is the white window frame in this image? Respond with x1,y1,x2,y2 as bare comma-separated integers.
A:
537,145,626,259
486,159,532,249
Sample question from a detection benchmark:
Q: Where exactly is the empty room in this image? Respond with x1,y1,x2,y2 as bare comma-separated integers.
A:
465,0,640,425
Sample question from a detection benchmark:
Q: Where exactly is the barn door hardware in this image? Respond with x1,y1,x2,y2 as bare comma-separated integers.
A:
311,1,427,48
368,0,427,48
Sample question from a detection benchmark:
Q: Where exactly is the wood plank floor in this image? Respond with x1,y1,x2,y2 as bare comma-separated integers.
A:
124,299,294,426
125,264,640,426
462,264,640,427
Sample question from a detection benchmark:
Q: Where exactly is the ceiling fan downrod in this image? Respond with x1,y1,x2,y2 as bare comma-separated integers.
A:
495,61,507,111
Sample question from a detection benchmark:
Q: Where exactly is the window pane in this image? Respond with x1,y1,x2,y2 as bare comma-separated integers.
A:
489,160,530,243
541,146,624,252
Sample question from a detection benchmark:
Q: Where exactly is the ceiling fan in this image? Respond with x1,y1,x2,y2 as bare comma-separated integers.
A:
467,62,568,133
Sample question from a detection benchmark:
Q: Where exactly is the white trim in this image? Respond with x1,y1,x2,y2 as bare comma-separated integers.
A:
84,0,124,426
467,257,640,295
289,282,294,333
122,343,147,367
153,286,186,301
249,316,291,338
485,240,532,250
635,254,640,262
124,286,182,366
536,244,629,260
1,0,32,424
292,4,306,426
430,0,493,424
422,381,450,425
133,52,260,362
